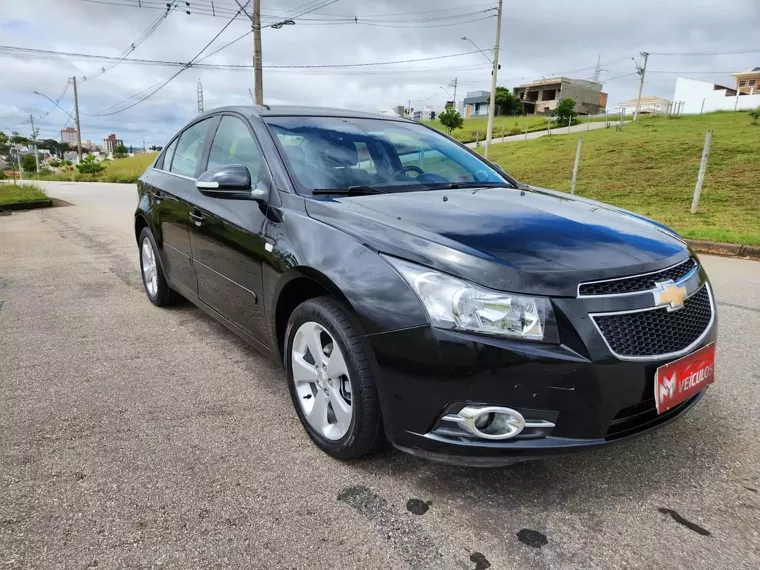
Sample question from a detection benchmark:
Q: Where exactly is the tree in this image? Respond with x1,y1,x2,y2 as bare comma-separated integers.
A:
76,153,105,174
149,144,163,151
492,86,524,116
0,131,9,157
10,131,30,147
555,98,578,125
49,159,62,168
21,153,37,173
113,144,128,159
439,108,464,135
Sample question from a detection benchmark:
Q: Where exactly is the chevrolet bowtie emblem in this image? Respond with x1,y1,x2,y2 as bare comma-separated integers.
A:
653,280,688,311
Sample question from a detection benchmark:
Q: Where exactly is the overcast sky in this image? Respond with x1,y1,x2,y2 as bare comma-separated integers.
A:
1,0,758,148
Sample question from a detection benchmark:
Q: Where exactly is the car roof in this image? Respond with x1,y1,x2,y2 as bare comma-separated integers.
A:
200,105,413,122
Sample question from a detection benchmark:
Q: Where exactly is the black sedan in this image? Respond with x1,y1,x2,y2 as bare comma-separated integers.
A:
135,106,717,466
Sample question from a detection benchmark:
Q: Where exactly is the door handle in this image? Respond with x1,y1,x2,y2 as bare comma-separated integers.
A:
189,210,204,227
152,189,164,203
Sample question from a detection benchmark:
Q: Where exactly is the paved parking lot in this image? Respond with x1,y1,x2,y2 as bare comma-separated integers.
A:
2,181,759,569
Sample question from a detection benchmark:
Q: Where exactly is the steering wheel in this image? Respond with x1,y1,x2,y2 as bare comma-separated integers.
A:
392,165,425,180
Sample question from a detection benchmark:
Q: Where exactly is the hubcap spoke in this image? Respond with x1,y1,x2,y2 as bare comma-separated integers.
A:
326,345,348,379
292,354,319,383
328,386,352,431
305,324,325,366
141,238,158,296
308,390,330,432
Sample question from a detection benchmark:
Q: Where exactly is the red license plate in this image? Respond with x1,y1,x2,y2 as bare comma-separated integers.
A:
655,343,715,414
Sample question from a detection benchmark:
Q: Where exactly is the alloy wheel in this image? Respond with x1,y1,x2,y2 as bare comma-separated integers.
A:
141,237,158,298
291,321,353,440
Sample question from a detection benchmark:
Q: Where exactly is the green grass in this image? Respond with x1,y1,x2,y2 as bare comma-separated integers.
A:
479,111,760,245
29,153,157,183
0,182,48,204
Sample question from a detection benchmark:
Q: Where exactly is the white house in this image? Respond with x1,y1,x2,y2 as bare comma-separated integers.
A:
618,96,672,115
673,77,760,114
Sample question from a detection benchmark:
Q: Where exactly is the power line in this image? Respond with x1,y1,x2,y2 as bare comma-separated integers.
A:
80,1,177,82
92,0,251,116
649,48,760,56
0,45,490,69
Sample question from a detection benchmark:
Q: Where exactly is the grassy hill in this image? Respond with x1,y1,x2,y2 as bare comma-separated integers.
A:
30,152,157,183
481,111,760,246
422,114,556,144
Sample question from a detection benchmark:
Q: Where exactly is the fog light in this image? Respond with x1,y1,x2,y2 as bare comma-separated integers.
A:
447,406,526,440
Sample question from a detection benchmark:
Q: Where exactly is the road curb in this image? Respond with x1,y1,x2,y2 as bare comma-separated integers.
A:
0,199,53,212
686,239,760,261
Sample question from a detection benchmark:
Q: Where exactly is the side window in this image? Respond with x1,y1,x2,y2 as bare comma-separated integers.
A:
171,119,212,178
354,142,376,173
207,116,262,182
159,138,178,171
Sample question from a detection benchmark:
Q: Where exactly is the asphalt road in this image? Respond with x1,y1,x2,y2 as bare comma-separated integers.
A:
2,181,759,570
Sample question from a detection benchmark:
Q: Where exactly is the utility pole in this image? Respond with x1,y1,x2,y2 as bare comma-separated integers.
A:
29,115,40,173
72,76,83,162
450,77,458,109
633,52,649,121
197,78,204,114
484,0,503,159
253,0,263,104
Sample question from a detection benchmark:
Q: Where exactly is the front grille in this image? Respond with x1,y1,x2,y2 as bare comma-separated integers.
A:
593,285,712,358
579,258,697,296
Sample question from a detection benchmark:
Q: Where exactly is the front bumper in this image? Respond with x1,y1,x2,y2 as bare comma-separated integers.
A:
368,322,716,467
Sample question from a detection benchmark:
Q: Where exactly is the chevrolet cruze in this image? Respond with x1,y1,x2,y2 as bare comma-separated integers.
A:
135,106,717,466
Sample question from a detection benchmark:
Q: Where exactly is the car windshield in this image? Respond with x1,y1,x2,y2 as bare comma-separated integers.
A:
264,115,512,195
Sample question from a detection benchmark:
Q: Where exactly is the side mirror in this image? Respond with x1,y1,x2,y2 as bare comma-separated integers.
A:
196,164,257,199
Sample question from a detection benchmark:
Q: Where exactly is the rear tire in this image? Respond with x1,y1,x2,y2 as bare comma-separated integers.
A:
139,227,177,307
284,296,384,460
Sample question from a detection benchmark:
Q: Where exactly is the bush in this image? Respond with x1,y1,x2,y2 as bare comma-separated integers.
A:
509,126,522,135
0,170,6,180
76,153,105,174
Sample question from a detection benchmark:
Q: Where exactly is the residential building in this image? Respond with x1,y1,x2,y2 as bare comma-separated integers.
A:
103,133,124,155
673,77,760,114
618,95,672,115
412,107,435,121
513,78,607,115
731,67,760,94
377,107,402,117
462,91,489,118
60,127,78,145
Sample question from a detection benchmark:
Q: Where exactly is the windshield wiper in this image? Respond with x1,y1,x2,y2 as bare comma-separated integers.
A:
311,186,386,196
442,181,515,189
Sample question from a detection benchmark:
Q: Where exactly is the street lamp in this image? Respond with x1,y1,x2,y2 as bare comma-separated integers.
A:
270,19,295,29
461,36,493,64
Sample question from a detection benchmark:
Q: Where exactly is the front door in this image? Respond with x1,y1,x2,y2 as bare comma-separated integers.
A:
189,114,271,346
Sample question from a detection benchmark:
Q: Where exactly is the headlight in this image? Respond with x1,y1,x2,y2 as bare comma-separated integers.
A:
383,256,559,343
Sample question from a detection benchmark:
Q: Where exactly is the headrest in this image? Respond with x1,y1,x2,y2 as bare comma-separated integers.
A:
321,139,358,167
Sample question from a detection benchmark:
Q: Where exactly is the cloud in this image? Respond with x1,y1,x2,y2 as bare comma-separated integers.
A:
1,0,758,147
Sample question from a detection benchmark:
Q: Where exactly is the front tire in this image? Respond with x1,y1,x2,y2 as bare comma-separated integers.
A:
139,227,177,307
284,297,384,460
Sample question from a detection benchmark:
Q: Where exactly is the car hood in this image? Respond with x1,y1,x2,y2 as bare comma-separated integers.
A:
304,186,689,297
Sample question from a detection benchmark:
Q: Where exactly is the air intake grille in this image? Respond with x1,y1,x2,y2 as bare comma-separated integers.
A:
579,258,697,296
593,285,712,358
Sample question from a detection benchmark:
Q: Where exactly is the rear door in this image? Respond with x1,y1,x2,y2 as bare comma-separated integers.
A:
188,114,271,346
150,117,216,297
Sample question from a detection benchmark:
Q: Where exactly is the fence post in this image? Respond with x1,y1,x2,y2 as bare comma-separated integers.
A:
568,116,572,134
475,130,480,147
587,115,591,130
547,116,551,136
604,110,608,127
691,130,712,214
525,114,528,141
501,124,505,142
571,137,583,195
700,98,705,114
